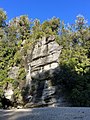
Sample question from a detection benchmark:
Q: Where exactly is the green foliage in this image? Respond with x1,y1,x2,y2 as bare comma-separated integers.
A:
14,51,22,65
18,68,26,80
0,8,7,27
31,17,60,39
0,70,8,82
75,14,88,30
58,16,90,106
42,17,60,33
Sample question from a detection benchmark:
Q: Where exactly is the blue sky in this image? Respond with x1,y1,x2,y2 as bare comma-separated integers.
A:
0,0,90,24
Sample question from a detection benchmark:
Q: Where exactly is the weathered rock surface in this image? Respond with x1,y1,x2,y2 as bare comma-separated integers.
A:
25,36,69,107
8,66,19,79
2,82,14,108
27,36,61,81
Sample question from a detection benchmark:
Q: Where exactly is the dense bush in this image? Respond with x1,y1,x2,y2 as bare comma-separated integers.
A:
58,15,90,106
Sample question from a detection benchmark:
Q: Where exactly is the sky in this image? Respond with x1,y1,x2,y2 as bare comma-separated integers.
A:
0,0,90,24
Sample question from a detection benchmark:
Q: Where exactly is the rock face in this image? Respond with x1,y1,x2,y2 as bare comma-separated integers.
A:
25,36,69,107
3,82,14,103
8,66,19,79
28,36,61,80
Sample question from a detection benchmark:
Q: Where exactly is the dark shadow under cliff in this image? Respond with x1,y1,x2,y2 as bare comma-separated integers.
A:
23,63,90,107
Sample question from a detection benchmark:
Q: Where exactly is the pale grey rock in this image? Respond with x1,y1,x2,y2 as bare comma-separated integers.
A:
26,64,32,86
8,66,19,79
48,41,60,53
4,89,14,101
25,36,69,107
44,64,50,71
3,83,14,102
50,62,58,69
41,80,56,105
42,37,46,45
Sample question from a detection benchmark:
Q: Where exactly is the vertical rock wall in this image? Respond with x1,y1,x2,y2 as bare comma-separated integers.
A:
25,36,69,107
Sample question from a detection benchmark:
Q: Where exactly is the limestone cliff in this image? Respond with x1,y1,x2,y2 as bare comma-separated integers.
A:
25,36,70,107
28,36,61,81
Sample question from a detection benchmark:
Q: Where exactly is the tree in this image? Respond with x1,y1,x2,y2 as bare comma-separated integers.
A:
7,15,31,44
58,15,90,106
75,14,88,30
0,8,7,27
42,17,60,35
